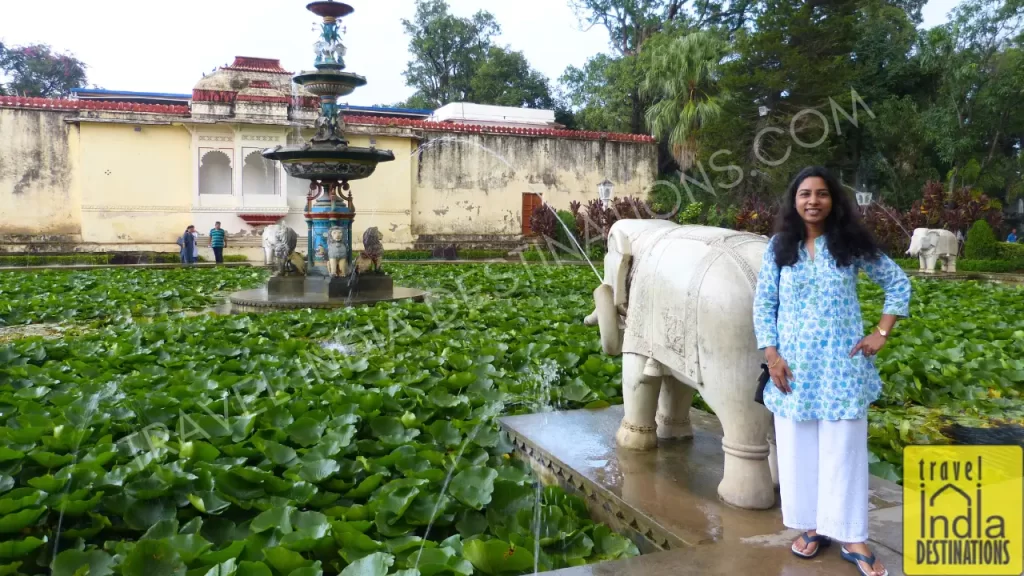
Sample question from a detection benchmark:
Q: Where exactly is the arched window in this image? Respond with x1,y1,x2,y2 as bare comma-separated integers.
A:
242,149,279,195
198,149,232,195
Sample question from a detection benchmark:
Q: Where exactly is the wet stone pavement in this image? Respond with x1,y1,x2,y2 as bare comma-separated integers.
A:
499,406,908,576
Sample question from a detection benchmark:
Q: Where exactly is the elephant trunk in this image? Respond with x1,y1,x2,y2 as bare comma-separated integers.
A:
593,284,623,356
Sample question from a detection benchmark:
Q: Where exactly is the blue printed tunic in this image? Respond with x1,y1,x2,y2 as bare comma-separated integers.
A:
753,235,911,421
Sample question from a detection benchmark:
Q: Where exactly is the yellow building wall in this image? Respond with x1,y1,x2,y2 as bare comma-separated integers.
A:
410,134,658,237
0,108,82,242
78,123,192,248
1,108,657,256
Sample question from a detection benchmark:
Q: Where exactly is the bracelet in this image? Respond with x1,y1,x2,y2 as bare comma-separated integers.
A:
768,356,781,369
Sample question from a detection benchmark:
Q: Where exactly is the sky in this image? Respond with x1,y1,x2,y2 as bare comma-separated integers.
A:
2,0,963,107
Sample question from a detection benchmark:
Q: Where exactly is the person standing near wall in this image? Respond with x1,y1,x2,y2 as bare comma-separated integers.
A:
753,166,911,576
209,222,226,264
181,225,197,265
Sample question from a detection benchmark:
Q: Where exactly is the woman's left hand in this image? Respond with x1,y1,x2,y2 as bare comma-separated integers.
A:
850,332,887,358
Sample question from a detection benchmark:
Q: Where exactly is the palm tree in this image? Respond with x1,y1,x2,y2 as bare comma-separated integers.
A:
641,31,731,173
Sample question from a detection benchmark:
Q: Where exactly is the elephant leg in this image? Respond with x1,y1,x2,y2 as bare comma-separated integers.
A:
926,255,938,274
656,376,694,440
699,366,774,509
946,256,957,273
919,255,926,272
615,353,661,451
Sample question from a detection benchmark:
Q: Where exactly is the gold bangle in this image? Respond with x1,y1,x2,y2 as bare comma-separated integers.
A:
768,356,781,369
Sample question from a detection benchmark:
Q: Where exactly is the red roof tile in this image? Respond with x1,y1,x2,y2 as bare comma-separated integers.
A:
0,98,654,143
342,114,656,143
0,96,190,115
223,56,291,75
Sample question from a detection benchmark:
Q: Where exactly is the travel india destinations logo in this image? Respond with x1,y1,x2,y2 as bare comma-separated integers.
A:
904,445,1023,575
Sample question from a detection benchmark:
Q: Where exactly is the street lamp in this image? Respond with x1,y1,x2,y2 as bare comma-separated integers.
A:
598,179,614,207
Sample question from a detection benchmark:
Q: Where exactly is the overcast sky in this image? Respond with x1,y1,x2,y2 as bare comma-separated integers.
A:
2,0,962,107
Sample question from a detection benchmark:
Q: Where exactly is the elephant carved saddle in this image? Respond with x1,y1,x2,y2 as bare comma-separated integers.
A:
620,226,765,385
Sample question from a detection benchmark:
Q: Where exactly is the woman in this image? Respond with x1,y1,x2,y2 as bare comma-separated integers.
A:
753,166,910,576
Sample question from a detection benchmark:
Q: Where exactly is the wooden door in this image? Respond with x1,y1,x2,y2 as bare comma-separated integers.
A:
522,193,543,236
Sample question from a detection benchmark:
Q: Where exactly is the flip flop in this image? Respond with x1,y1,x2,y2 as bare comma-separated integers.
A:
841,546,888,576
791,531,831,559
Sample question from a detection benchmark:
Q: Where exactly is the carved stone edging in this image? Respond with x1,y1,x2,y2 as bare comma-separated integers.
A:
499,425,689,555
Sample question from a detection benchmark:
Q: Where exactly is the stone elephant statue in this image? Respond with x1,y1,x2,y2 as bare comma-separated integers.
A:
583,219,778,510
907,228,958,273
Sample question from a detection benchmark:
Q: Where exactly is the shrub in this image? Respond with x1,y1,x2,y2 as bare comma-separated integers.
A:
675,202,704,225
223,254,249,262
556,209,579,250
964,220,1000,260
733,196,777,236
529,203,558,240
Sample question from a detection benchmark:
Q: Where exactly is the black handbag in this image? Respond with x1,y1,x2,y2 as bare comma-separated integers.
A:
755,363,770,405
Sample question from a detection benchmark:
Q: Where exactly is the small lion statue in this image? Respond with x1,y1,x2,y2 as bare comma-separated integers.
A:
326,226,348,277
356,227,384,273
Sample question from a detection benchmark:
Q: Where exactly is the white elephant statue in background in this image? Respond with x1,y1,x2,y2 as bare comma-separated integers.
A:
583,219,778,510
261,224,300,276
262,225,285,266
907,228,958,273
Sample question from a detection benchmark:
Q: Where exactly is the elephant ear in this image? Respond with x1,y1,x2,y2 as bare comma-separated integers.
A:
604,252,631,307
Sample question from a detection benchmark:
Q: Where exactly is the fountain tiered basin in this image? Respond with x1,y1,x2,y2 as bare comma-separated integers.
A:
227,0,427,313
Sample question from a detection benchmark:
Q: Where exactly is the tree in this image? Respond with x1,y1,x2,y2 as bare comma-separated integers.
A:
470,47,553,108
641,30,731,171
567,0,758,134
400,0,556,111
558,54,637,132
401,0,500,108
0,42,88,98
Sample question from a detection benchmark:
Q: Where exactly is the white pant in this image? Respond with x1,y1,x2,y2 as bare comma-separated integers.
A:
774,415,870,543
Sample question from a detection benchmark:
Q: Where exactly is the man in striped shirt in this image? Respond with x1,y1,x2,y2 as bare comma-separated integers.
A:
209,222,227,264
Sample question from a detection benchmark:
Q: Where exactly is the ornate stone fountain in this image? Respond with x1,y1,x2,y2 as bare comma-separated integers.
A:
228,0,427,312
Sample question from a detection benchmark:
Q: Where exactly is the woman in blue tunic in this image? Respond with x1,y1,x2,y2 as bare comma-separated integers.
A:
753,166,910,576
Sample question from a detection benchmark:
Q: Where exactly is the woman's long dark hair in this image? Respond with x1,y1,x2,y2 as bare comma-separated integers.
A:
772,166,880,268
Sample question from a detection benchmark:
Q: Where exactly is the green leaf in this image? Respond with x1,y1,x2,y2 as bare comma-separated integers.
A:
124,498,177,531
462,539,534,575
298,459,340,484
236,561,272,576
28,474,67,492
250,505,294,534
263,547,311,574
449,466,498,510
181,441,221,462
286,563,323,576
345,474,385,499
286,417,326,447
0,507,44,533
339,552,394,576
0,536,45,560
122,539,186,576
260,441,298,466
51,549,115,576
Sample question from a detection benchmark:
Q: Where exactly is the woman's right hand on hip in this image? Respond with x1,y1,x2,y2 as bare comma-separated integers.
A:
765,348,794,394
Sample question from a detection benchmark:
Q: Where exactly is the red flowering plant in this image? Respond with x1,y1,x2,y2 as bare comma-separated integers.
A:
733,196,778,236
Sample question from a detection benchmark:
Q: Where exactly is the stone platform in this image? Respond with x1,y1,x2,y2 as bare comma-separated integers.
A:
499,406,907,575
227,285,427,313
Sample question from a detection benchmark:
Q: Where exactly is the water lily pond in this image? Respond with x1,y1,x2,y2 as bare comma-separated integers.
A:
0,264,1021,574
